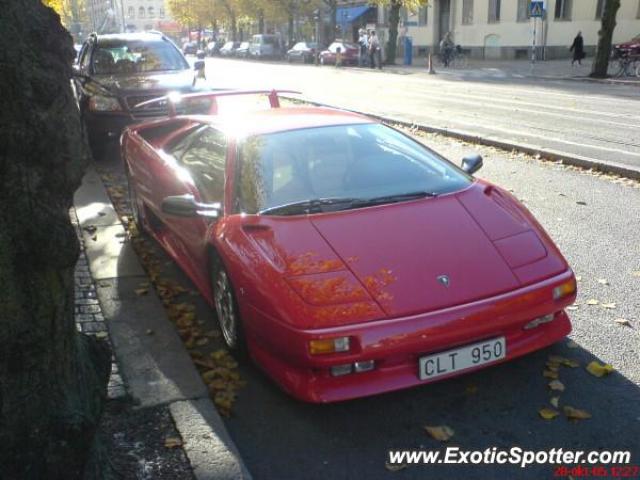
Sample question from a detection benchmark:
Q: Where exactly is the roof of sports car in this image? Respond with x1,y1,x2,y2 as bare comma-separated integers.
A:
186,106,375,136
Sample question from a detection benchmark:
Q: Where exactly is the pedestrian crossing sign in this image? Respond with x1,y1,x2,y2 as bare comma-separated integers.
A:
530,1,544,17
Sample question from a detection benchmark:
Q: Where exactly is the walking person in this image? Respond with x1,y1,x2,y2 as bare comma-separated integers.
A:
440,32,454,67
358,28,369,67
569,31,585,66
369,30,382,70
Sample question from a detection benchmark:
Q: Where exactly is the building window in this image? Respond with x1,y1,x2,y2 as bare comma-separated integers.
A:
555,0,572,20
517,0,531,22
596,0,605,19
418,6,427,25
138,6,145,18
127,6,134,18
148,6,154,18
159,7,165,18
488,0,501,23
462,0,473,25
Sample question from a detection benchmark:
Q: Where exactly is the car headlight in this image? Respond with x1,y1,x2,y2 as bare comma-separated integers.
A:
88,95,122,112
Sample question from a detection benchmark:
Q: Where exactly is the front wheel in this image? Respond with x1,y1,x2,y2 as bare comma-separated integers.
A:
211,257,247,356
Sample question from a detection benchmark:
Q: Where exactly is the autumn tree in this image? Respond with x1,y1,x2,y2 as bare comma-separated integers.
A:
374,0,427,64
590,0,621,78
0,0,110,478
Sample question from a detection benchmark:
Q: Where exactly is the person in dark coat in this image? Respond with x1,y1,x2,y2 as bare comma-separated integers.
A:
569,31,585,66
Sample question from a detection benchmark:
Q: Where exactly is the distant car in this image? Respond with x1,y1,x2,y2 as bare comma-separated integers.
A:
319,41,359,65
286,42,318,63
613,33,640,57
182,41,198,55
249,34,282,60
206,39,225,56
72,32,199,158
219,41,239,57
122,90,576,403
234,41,250,58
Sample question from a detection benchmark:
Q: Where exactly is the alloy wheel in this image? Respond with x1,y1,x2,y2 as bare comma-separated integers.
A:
214,269,238,349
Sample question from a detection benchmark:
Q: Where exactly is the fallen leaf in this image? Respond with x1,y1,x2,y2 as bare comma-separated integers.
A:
164,437,183,448
576,201,587,206
539,408,560,420
561,359,579,368
548,380,565,392
385,462,408,472
563,406,592,420
567,306,579,311
597,278,609,286
575,276,582,282
134,288,148,296
424,425,455,442
601,303,616,309
586,361,614,377
543,370,559,379
566,340,579,349
546,362,560,372
550,397,560,408
586,299,599,306
614,318,632,327
145,329,154,335
631,271,640,277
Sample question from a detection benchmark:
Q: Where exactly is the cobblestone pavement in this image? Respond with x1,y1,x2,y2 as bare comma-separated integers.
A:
70,207,126,400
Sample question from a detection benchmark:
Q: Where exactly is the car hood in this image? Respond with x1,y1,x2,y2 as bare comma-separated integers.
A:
93,69,195,95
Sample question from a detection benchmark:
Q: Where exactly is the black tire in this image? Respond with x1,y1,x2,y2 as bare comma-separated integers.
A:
210,255,247,358
125,168,148,236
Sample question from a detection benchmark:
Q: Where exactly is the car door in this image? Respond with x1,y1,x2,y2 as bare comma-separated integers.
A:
159,126,228,288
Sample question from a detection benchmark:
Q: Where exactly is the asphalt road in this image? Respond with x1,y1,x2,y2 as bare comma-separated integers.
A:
102,125,640,479
201,57,640,172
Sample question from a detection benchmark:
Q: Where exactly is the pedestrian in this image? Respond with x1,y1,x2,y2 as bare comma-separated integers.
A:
569,31,585,66
369,30,382,70
440,32,454,67
336,45,343,67
358,28,369,67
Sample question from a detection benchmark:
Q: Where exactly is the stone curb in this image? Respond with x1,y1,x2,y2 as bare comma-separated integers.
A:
74,166,252,480
285,96,640,181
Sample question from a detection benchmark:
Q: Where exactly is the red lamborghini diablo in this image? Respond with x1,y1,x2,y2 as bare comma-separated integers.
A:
122,90,576,403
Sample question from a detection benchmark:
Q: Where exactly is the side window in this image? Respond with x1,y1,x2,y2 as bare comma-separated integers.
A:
166,125,204,160
180,128,227,203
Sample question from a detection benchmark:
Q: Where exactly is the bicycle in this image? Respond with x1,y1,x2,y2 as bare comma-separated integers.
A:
439,45,468,69
610,53,640,78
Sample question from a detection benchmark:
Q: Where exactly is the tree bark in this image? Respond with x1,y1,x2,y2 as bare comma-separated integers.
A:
258,9,265,34
590,0,621,78
385,1,401,65
323,0,337,44
0,1,111,478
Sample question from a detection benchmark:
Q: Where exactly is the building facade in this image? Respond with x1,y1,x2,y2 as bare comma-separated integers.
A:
366,0,640,60
85,0,177,36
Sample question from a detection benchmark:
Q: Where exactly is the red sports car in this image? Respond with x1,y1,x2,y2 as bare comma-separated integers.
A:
122,90,576,403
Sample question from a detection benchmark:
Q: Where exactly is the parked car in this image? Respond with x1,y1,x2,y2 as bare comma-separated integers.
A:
122,90,577,403
219,41,239,57
286,42,318,63
249,34,282,60
72,32,200,159
182,41,198,55
206,39,225,56
613,33,640,57
234,41,250,58
319,41,359,65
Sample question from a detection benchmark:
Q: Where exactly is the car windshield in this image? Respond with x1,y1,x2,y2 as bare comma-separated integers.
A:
92,39,188,75
237,124,472,215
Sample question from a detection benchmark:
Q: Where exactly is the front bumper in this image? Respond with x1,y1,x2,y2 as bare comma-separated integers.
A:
245,270,575,403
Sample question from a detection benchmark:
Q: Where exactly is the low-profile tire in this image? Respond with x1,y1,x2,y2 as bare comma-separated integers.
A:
211,256,248,358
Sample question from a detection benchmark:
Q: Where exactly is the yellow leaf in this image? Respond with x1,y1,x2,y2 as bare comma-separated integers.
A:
548,380,565,392
550,397,560,408
597,278,609,285
614,318,632,327
385,462,407,472
601,303,616,309
538,408,559,420
164,437,183,448
543,370,559,379
546,362,560,372
566,306,579,311
586,299,599,305
586,361,614,377
563,406,592,420
424,425,455,442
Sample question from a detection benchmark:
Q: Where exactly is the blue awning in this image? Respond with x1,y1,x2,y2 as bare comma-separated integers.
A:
336,5,373,27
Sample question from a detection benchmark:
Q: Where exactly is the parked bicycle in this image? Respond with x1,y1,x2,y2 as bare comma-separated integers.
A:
610,52,640,78
440,45,468,69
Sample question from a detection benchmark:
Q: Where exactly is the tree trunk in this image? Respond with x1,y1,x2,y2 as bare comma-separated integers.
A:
324,0,337,44
230,12,237,41
590,0,621,78
0,1,111,478
385,1,401,65
258,9,265,34
288,13,294,48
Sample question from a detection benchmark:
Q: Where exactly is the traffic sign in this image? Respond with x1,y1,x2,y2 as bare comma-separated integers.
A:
530,1,544,17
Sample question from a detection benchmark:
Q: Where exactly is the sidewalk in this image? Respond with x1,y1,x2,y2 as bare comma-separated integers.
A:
73,166,251,479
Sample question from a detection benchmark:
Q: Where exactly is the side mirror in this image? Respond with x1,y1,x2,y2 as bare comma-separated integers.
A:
161,195,220,218
194,60,205,71
461,154,483,175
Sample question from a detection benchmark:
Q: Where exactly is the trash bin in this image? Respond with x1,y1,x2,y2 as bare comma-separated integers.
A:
403,36,413,65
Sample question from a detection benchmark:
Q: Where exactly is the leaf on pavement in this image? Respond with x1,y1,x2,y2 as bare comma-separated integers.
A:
614,318,632,328
586,361,614,378
631,271,640,277
134,288,148,296
597,278,609,285
586,299,599,306
601,303,616,309
566,339,579,349
563,406,592,420
576,201,587,206
550,397,560,408
575,276,582,282
164,437,183,448
424,425,455,442
385,462,408,472
543,370,559,379
548,380,565,392
567,306,579,311
539,408,559,420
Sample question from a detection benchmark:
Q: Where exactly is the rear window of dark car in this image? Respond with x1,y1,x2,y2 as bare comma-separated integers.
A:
92,39,188,75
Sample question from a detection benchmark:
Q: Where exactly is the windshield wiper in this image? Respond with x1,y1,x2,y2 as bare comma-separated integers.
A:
352,191,438,208
258,197,360,216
